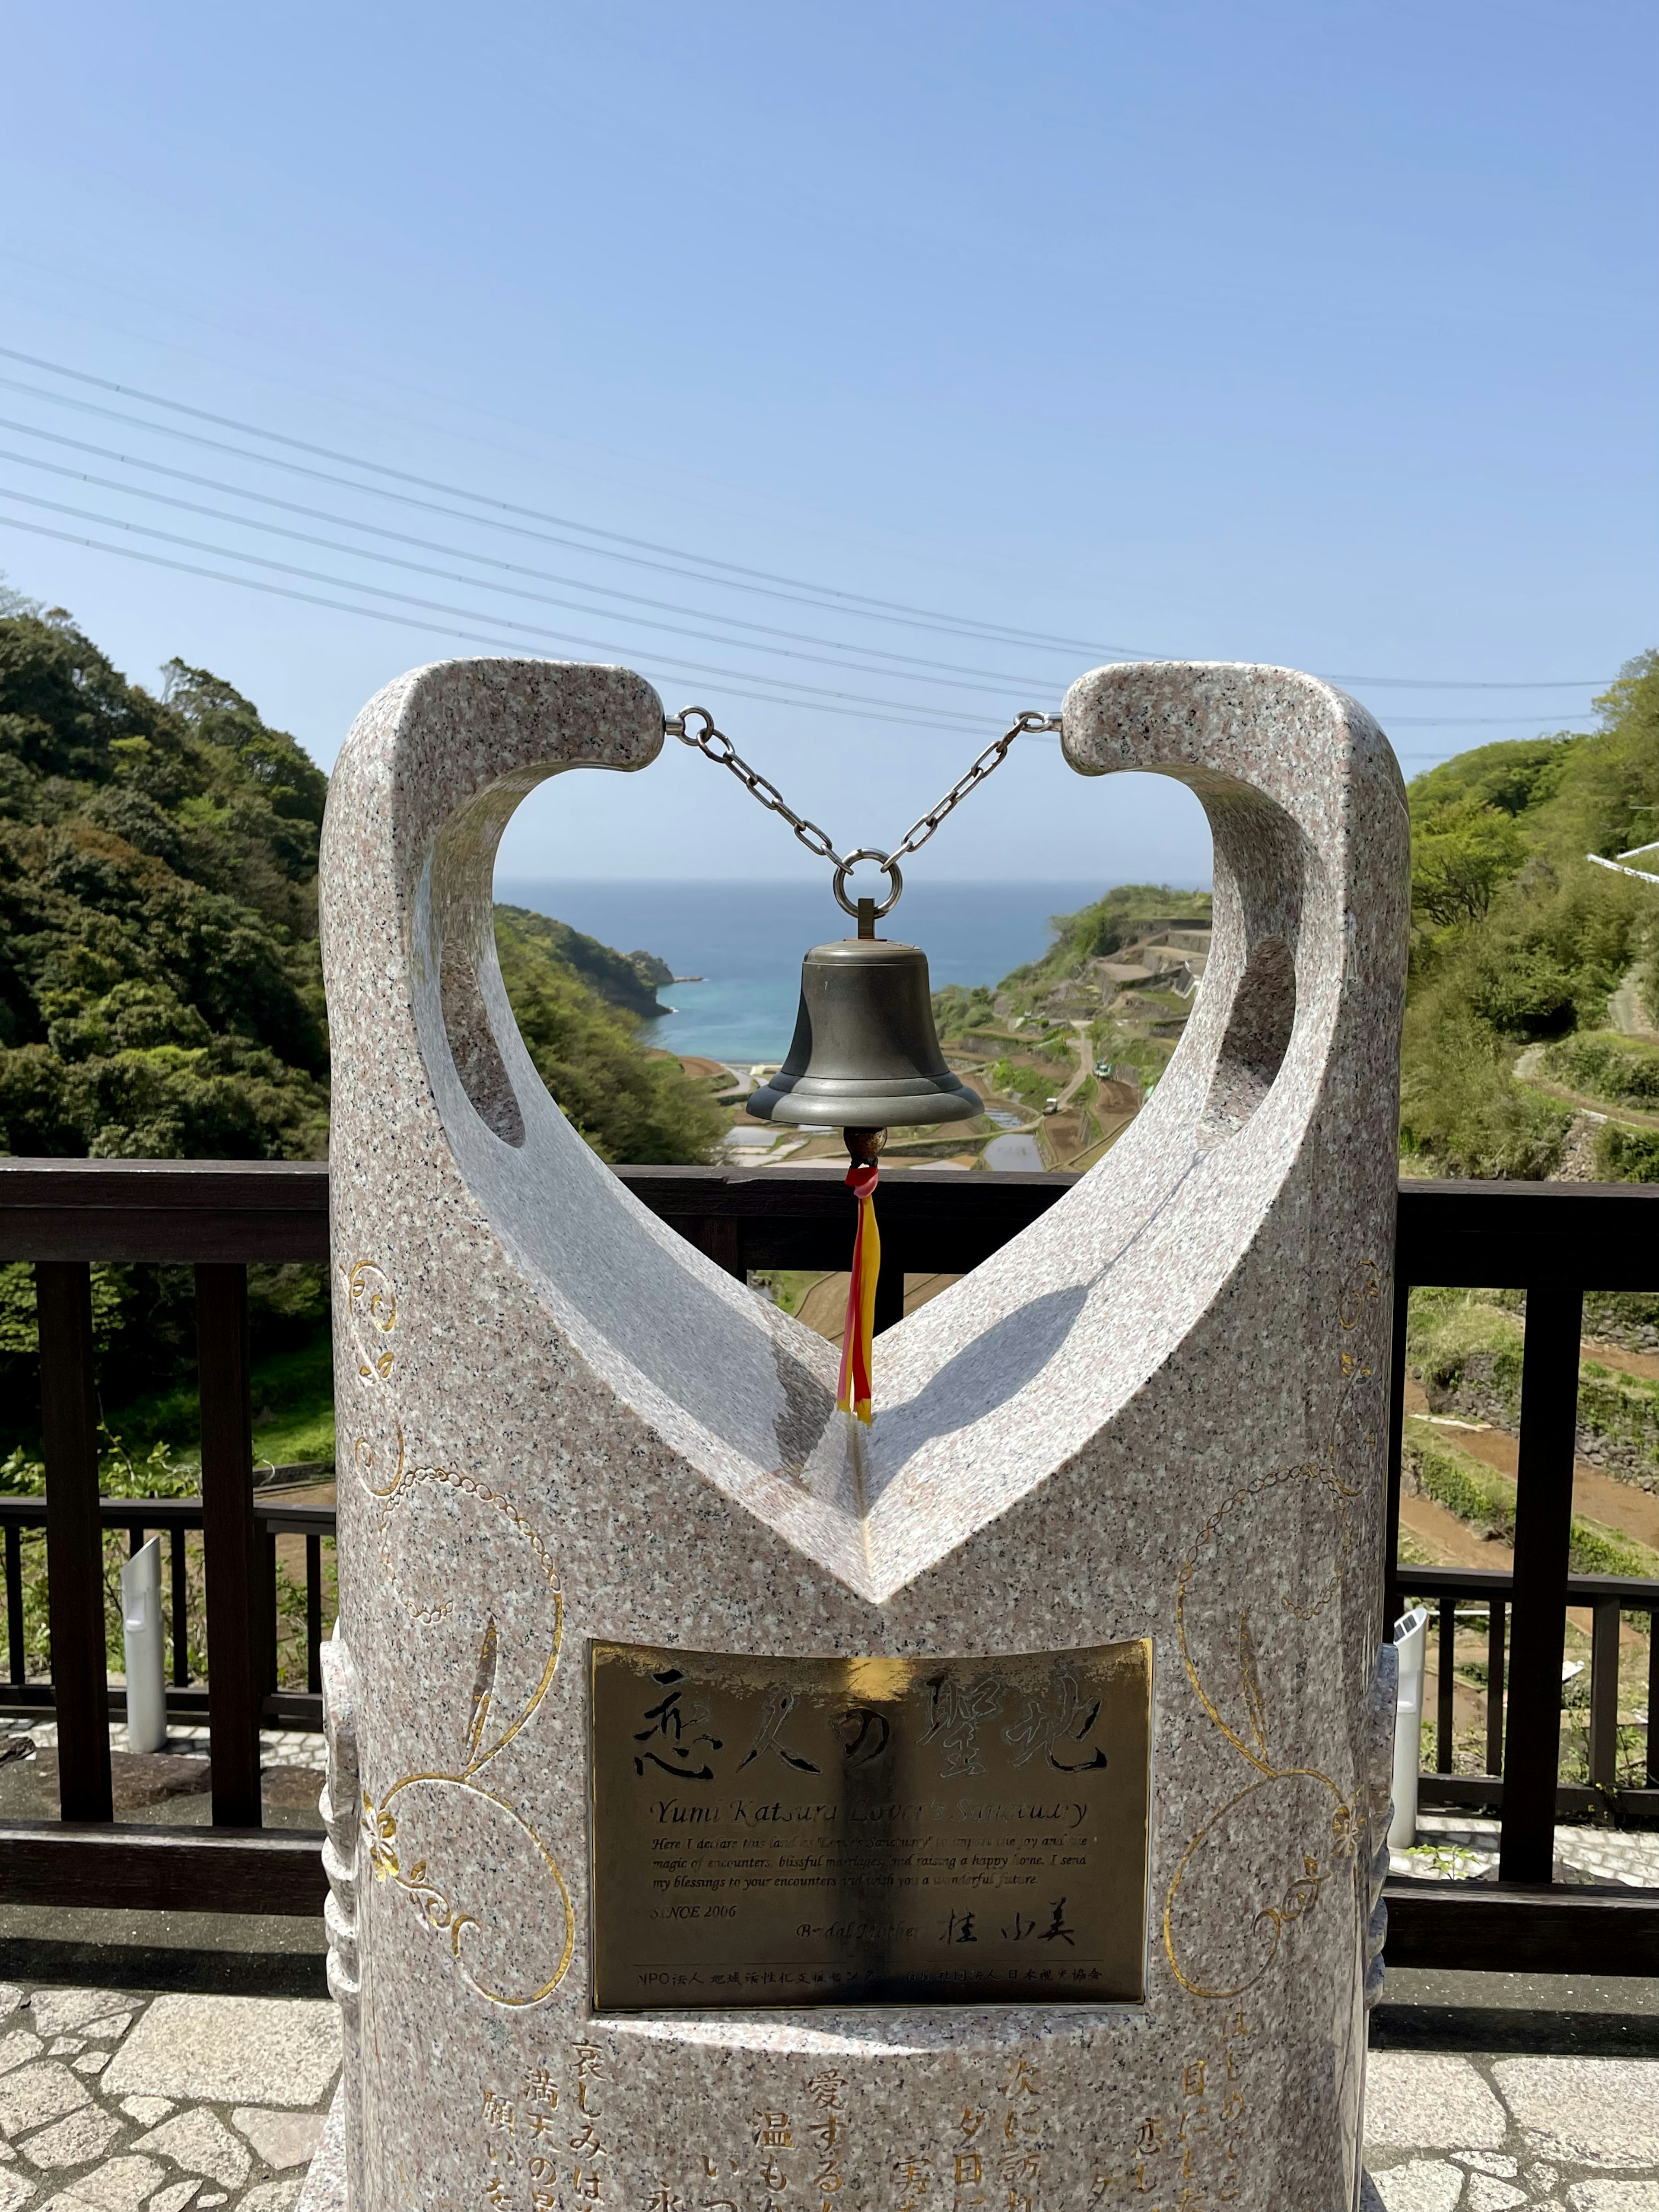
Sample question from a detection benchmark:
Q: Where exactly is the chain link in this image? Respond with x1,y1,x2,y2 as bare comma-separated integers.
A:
891,710,1061,863
667,707,847,867
665,705,1062,911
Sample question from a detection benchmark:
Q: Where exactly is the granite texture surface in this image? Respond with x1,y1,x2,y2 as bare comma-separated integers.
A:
296,2088,346,2212
317,656,1410,2209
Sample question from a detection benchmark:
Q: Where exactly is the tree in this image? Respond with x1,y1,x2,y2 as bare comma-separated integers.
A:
1410,799,1527,928
1398,650,1659,1177
494,908,724,1165
0,603,719,1441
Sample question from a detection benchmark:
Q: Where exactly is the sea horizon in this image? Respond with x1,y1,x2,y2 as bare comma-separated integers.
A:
494,875,1211,1064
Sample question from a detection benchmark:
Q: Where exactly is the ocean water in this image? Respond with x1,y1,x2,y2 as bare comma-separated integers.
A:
493,877,1109,1064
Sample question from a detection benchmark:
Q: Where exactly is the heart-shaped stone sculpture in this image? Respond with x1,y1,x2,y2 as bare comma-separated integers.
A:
314,655,1408,2212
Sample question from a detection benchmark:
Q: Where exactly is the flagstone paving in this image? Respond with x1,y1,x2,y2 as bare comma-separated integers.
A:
0,1984,337,2212
1392,1814,1659,1889
1366,2050,1659,2209
0,1977,1652,2207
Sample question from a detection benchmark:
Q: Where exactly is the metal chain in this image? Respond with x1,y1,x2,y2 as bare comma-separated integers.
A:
667,708,846,868
665,705,1062,917
890,712,1059,863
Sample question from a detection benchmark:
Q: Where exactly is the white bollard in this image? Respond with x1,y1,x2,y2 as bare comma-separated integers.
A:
1389,1605,1430,1850
120,1536,167,1755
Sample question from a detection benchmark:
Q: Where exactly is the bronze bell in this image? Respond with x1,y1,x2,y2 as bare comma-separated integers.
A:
747,935,982,1130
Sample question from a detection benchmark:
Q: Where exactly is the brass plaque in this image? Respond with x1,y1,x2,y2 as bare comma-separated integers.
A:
588,1639,1151,2010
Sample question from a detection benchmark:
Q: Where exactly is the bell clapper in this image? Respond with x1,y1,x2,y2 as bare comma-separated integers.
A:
842,1126,886,1168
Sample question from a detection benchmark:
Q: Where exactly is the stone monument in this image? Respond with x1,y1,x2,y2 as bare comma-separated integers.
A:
304,657,1408,2211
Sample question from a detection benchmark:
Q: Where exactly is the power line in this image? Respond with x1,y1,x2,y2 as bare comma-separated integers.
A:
0,437,1065,698
0,350,1155,659
0,349,1616,693
0,509,1005,736
0,368,1165,666
0,500,1593,756
0,502,1602,784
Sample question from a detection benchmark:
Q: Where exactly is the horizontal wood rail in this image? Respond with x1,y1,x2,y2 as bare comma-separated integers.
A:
0,1819,325,1914
1,1159,1656,1960
1381,1879,1659,1975
0,1159,331,1264
1395,1176,1659,1289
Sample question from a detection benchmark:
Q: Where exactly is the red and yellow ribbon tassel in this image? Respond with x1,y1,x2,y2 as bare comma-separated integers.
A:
836,1159,881,1423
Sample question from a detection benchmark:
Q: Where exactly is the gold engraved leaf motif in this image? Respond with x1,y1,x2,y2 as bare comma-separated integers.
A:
345,1258,407,1499
347,1257,574,2006
1236,1611,1268,1761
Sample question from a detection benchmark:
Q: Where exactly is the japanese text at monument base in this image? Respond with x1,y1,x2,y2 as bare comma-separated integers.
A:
589,1640,1152,2009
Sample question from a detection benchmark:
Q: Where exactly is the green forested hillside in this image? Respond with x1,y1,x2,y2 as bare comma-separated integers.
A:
0,608,332,1161
0,599,719,1433
1400,650,1659,1177
494,905,723,1164
1001,882,1213,989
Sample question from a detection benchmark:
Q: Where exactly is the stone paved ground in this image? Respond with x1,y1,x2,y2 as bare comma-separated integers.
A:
1392,1814,1659,1889
20,1728,327,1776
0,1975,1654,2208
0,1982,337,2211
1365,2050,1659,2210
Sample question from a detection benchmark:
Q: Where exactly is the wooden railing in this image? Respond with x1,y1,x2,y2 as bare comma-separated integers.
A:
0,1159,1656,1973
1400,1565,1658,1821
0,1495,334,1722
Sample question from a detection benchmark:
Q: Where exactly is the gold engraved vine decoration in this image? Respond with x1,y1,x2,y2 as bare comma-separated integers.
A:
343,1254,575,2005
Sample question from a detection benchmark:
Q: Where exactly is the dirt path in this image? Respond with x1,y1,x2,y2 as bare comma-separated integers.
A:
1513,1060,1659,1128
1609,962,1659,1043
1399,1490,1513,1571
1421,1416,1659,1553
1052,1023,1093,1111
1406,1374,1659,1551
1583,1337,1659,1381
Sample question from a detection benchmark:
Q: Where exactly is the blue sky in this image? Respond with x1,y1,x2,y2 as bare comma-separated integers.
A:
1,0,1653,888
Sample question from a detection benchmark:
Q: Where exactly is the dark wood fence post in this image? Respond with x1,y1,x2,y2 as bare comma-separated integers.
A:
306,1533,324,1694
1588,1599,1622,1792
195,1263,261,1828
35,1260,112,1822
170,1528,189,1686
1436,1597,1456,1771
1500,1281,1583,1883
5,1522,25,1687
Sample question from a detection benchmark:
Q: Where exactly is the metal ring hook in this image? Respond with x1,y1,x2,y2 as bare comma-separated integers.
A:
667,705,715,743
832,849,904,920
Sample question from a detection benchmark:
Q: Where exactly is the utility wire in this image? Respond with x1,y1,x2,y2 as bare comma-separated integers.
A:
0,436,1071,697
0,506,1005,736
0,353,1154,659
0,500,1590,750
0,349,1614,693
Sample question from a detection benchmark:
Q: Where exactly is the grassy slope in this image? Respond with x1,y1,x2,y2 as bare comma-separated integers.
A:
1403,1415,1659,1578
1400,650,1659,1177
1000,883,1214,990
